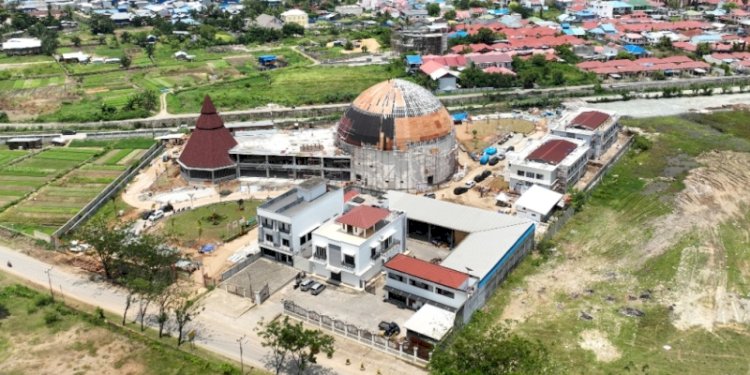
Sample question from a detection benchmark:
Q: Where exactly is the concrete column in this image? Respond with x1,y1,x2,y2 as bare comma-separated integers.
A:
413,347,418,362
265,155,270,178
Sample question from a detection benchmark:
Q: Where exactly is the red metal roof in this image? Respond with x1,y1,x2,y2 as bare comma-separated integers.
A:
336,205,389,229
385,254,469,290
526,139,577,165
570,111,610,130
343,189,360,202
178,95,238,170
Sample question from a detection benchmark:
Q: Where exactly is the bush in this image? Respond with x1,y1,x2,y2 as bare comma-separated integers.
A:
34,294,54,307
44,311,60,325
632,134,652,152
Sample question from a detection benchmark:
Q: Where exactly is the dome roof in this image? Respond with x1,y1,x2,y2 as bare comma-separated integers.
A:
337,79,453,151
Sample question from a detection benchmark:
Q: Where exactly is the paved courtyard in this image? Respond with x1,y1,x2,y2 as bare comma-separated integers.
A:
224,257,299,296
406,238,451,263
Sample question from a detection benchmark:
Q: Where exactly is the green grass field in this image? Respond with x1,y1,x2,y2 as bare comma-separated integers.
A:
168,65,399,113
163,200,262,247
439,111,750,374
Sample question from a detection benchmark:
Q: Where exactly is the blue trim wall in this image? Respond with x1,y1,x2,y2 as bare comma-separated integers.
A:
478,223,536,289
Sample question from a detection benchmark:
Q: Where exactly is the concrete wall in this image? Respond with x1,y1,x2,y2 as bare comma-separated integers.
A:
385,269,468,311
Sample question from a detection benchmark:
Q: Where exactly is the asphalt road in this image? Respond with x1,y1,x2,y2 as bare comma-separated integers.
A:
0,245,425,375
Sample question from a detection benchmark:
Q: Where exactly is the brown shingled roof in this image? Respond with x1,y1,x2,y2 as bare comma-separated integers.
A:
526,139,577,165
570,111,610,130
178,95,238,170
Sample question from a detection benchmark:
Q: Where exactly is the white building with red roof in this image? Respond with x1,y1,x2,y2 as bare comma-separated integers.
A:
505,135,590,193
309,203,406,289
550,107,620,159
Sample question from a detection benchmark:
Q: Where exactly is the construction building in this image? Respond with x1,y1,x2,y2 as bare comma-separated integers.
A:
337,79,458,191
391,27,448,55
505,135,590,193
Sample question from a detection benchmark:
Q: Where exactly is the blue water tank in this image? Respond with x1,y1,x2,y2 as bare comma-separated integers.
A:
479,154,490,165
484,147,497,155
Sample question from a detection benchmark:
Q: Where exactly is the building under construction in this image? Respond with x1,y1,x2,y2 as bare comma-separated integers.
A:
336,79,457,191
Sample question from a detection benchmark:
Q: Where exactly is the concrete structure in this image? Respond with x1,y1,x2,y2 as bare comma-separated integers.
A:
280,9,309,28
2,38,42,55
178,96,238,182
252,13,283,30
419,60,459,91
392,27,448,55
506,135,590,193
7,137,42,150
229,127,351,181
383,191,535,323
337,79,457,191
256,178,344,266
309,204,406,289
403,304,456,345
513,184,564,222
550,108,620,159
335,5,363,16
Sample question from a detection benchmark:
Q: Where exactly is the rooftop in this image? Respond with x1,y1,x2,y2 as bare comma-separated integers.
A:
385,254,469,290
336,205,390,229
2,37,41,50
514,185,563,216
385,191,534,283
526,139,578,165
230,126,343,157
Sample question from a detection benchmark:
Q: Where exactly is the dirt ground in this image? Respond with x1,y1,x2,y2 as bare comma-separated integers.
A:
498,150,750,361
331,38,381,54
455,117,538,153
2,323,145,375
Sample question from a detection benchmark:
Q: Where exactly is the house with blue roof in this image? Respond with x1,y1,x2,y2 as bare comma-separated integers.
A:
405,55,423,73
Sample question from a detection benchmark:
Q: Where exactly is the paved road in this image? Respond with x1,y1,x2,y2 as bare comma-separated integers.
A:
585,91,750,118
0,245,425,375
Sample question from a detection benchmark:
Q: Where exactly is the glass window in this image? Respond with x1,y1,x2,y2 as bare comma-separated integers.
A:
437,288,455,299
314,246,327,260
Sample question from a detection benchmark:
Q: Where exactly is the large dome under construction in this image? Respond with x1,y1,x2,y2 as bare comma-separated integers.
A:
337,79,453,151
337,79,457,191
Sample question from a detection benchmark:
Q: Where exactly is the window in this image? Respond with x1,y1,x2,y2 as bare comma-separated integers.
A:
371,247,377,259
281,239,289,247
536,174,543,180
409,279,430,290
343,254,355,268
279,223,290,233
314,246,327,260
517,170,525,176
265,234,273,243
388,273,404,282
437,288,455,299
300,234,307,245
383,235,393,248
526,171,535,178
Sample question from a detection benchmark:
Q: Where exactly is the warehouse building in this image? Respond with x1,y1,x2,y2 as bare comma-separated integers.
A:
2,38,42,55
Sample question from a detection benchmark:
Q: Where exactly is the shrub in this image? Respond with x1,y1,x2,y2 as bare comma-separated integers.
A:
632,134,652,152
44,311,60,325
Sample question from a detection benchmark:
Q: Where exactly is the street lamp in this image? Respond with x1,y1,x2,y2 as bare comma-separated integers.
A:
236,334,247,374
44,267,54,300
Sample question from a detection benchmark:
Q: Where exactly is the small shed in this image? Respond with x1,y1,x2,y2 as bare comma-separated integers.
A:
258,55,277,67
514,185,563,222
7,137,42,150
404,304,456,346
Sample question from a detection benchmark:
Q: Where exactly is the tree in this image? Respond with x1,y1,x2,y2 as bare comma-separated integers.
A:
696,42,711,57
71,35,81,47
344,40,354,50
145,43,155,59
475,27,496,44
258,316,335,375
120,31,131,44
90,14,115,34
444,9,457,20
282,22,305,37
657,36,673,50
430,322,556,374
155,286,174,337
78,218,127,280
427,3,441,16
0,112,9,123
40,33,59,55
121,54,131,69
174,294,201,346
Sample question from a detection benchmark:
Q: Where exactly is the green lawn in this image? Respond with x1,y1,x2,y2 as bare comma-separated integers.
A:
439,111,750,374
0,273,246,374
168,65,400,113
163,200,262,247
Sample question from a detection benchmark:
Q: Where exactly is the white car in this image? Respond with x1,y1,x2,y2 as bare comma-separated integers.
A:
148,210,165,221
465,180,476,188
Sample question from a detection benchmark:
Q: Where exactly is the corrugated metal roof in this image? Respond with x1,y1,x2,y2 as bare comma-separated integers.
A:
514,185,563,217
385,254,468,289
570,110,610,130
526,139,577,165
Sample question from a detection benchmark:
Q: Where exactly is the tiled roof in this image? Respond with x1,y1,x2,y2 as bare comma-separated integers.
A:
385,254,469,289
570,111,611,130
526,139,577,165
178,95,238,170
336,205,390,229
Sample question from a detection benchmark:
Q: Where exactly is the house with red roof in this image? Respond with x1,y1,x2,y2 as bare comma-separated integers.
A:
309,204,406,289
178,95,239,182
385,254,472,312
505,135,590,193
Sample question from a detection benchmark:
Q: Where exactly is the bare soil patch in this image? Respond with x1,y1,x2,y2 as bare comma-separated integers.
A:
578,329,621,362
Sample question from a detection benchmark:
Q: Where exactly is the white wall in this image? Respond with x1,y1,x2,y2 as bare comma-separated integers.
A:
385,269,467,310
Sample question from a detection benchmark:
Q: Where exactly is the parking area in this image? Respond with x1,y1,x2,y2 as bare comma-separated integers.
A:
283,276,415,335
224,257,299,295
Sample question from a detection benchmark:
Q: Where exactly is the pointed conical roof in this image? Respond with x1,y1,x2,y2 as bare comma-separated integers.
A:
196,95,224,130
179,95,237,170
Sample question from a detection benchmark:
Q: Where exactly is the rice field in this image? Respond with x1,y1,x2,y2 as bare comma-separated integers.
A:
0,139,154,235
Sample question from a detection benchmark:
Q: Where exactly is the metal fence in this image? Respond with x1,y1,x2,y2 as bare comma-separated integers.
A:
282,300,431,367
52,143,164,244
220,251,262,281
582,135,635,193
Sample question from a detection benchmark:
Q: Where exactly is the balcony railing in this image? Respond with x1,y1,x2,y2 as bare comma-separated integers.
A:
341,263,355,271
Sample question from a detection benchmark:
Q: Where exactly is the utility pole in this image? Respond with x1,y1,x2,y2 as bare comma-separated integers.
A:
44,267,54,300
237,334,247,374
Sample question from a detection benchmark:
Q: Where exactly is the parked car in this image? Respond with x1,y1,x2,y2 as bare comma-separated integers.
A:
61,129,77,135
423,193,436,199
465,180,476,188
148,210,165,221
310,282,326,295
174,259,198,273
506,145,515,152
299,279,314,292
453,187,468,195
383,322,400,337
468,152,479,162
473,174,485,183
481,170,492,179
488,156,500,166
140,210,154,220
